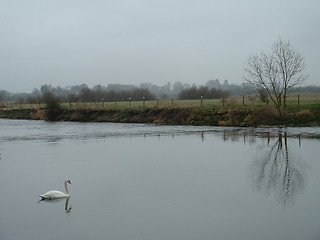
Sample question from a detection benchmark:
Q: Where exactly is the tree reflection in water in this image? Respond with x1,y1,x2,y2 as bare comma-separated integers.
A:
152,129,306,207
250,133,305,208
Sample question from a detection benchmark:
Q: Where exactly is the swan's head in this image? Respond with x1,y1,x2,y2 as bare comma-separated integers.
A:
66,179,71,184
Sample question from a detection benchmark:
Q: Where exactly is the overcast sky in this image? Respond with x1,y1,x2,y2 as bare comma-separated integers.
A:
1,0,319,92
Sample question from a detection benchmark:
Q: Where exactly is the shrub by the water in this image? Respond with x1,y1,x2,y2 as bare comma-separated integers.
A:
42,92,62,121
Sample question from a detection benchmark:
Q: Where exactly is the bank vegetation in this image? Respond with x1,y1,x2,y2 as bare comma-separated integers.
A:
1,93,320,127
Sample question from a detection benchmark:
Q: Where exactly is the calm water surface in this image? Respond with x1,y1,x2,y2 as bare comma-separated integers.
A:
1,119,320,240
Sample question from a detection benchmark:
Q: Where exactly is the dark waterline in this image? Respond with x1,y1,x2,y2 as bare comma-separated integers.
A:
1,119,320,240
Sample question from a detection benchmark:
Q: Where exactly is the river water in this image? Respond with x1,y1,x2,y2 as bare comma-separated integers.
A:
1,119,320,240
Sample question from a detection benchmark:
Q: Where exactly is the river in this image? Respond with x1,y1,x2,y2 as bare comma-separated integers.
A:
1,119,320,240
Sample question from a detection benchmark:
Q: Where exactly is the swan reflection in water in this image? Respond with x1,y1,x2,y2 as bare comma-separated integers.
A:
38,196,72,214
250,132,306,208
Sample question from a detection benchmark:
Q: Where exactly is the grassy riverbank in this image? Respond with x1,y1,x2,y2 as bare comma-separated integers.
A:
1,103,320,127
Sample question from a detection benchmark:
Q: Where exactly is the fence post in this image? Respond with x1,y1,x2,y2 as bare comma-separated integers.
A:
128,98,131,107
298,94,300,105
200,96,203,107
171,98,174,107
242,95,245,106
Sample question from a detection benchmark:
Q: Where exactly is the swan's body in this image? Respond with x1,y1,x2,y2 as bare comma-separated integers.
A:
39,179,71,200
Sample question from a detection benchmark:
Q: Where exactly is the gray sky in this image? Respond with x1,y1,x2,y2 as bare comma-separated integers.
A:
1,0,319,93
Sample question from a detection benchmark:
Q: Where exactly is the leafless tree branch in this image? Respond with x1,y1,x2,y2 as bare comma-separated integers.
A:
243,37,308,114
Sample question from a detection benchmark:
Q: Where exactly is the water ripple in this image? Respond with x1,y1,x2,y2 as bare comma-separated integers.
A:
1,118,320,143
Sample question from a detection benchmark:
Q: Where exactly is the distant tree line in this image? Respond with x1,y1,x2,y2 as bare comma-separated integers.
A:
0,85,156,104
1,80,320,105
288,85,320,94
178,86,229,100
0,80,253,104
74,87,156,102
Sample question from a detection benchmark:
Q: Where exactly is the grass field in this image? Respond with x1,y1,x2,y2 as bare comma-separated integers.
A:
2,93,320,110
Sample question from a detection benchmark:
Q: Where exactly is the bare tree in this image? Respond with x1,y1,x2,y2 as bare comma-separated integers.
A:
244,37,308,115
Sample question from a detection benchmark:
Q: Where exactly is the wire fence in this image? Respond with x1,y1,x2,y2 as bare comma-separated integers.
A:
2,94,320,110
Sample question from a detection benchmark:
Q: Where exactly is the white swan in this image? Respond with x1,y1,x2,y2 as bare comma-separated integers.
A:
39,179,71,200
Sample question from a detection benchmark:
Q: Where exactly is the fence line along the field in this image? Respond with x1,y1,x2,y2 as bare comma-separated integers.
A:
3,93,320,110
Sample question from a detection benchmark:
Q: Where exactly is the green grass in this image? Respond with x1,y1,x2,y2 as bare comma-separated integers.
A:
2,94,320,110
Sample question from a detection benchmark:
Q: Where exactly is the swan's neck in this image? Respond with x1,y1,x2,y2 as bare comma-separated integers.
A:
64,181,70,195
